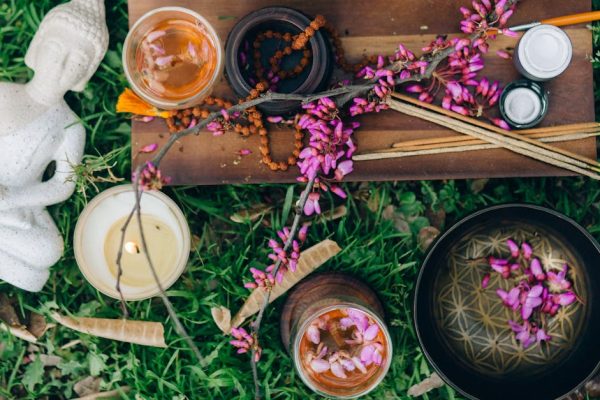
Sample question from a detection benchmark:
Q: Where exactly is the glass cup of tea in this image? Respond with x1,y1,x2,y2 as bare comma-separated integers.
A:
123,7,223,110
281,273,393,399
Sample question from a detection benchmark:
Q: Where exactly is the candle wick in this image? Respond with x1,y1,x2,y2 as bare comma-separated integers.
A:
125,241,141,254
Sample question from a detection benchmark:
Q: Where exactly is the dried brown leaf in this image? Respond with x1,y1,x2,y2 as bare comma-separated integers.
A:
418,226,441,252
470,178,489,194
0,323,38,343
230,204,273,224
74,376,102,397
382,205,410,234
211,306,232,334
52,314,166,348
227,240,341,330
30,354,63,367
73,386,130,400
0,294,19,326
425,207,446,230
407,372,445,397
27,312,49,338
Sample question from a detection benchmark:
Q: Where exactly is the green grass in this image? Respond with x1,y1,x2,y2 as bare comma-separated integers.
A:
1,1,600,399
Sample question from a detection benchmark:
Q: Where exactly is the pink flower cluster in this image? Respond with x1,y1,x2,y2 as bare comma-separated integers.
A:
245,225,308,289
484,239,579,348
134,161,171,191
230,327,262,363
305,308,385,379
459,0,517,41
350,45,429,117
296,97,357,215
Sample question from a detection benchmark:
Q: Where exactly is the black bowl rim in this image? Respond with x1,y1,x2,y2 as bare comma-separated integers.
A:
413,203,600,400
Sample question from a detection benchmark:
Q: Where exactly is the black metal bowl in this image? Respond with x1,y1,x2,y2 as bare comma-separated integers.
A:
414,204,600,400
224,7,333,116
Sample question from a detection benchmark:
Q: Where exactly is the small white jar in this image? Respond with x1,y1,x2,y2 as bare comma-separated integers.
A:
514,25,573,81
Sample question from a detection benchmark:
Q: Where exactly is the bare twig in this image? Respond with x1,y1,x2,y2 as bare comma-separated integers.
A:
249,177,315,399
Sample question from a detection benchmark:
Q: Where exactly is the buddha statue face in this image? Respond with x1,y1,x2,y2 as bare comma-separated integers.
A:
26,26,97,95
23,0,109,98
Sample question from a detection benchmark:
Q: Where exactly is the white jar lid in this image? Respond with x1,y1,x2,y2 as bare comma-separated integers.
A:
518,25,572,80
503,87,542,125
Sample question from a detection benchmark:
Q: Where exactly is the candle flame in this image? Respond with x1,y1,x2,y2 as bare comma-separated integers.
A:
124,241,141,254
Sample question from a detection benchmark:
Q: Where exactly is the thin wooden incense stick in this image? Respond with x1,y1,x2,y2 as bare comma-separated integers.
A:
391,92,600,171
355,132,599,160
391,125,600,149
381,98,600,179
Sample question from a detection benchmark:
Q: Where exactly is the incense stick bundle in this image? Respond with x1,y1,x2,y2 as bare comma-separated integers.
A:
355,132,599,161
355,94,600,180
390,124,600,150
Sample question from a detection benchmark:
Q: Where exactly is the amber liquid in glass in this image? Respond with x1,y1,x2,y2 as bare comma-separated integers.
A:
136,18,219,101
298,308,388,396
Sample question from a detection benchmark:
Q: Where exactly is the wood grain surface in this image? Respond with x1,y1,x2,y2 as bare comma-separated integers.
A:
129,0,596,185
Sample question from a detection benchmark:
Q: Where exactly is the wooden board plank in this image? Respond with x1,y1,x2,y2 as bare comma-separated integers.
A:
129,0,596,185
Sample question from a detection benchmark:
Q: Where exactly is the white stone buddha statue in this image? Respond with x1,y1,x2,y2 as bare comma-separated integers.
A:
0,0,109,292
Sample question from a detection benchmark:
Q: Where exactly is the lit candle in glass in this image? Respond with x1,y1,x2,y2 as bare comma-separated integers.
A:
74,185,190,300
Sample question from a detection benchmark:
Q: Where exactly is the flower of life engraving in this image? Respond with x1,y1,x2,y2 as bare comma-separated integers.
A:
432,224,586,377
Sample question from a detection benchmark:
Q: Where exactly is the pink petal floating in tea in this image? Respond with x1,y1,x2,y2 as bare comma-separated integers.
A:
339,317,354,330
149,43,165,55
330,362,347,379
352,357,367,374
187,41,197,59
306,325,320,345
364,324,380,341
341,359,356,372
310,359,330,373
360,345,375,366
147,30,166,42
347,309,369,332
506,239,520,258
155,55,174,67
372,349,383,366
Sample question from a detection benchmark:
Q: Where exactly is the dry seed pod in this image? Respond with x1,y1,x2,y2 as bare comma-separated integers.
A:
227,240,341,330
210,306,232,334
52,313,166,348
0,323,39,343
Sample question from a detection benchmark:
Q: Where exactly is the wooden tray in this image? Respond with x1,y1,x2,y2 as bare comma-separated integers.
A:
129,0,595,185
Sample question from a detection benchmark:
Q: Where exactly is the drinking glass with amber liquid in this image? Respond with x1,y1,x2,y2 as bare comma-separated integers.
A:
281,273,393,398
123,7,223,110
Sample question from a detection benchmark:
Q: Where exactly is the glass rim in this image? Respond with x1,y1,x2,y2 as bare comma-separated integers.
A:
122,6,223,110
291,302,393,399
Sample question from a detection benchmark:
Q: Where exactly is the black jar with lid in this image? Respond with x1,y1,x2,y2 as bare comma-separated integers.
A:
224,7,334,116
499,79,549,129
